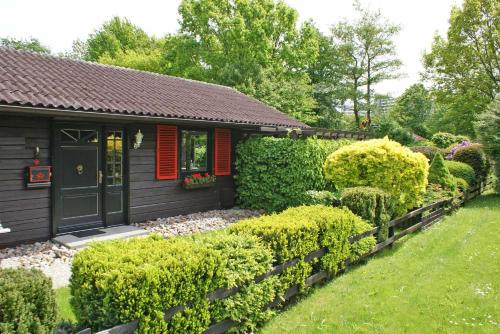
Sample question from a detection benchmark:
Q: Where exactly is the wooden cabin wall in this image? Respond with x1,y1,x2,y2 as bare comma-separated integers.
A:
0,115,51,246
128,124,236,223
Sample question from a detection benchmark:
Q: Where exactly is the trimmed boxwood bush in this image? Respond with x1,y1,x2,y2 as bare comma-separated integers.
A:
444,160,476,186
235,137,351,212
341,187,394,242
324,137,429,215
71,236,227,332
71,206,376,333
0,268,57,334
230,205,376,291
428,153,456,190
410,145,445,161
452,144,490,181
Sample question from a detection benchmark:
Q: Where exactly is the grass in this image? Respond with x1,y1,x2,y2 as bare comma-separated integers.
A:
55,286,76,322
260,194,500,334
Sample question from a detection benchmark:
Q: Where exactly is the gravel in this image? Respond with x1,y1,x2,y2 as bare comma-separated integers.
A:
0,208,262,288
135,208,262,238
0,242,76,289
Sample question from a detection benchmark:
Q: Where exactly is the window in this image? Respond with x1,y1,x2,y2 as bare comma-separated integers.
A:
106,131,123,185
180,130,208,172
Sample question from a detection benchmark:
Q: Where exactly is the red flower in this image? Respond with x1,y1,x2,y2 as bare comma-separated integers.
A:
204,172,209,177
184,178,191,183
193,173,202,179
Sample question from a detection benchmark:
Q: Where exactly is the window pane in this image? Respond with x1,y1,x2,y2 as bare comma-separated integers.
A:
181,130,207,172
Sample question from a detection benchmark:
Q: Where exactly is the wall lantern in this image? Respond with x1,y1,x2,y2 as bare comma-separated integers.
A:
133,130,144,149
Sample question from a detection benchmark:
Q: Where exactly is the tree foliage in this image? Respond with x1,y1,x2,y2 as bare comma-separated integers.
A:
423,0,499,137
329,2,401,127
0,37,50,54
390,83,432,137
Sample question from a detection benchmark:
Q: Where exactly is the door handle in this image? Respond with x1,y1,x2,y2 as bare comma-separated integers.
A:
98,170,103,184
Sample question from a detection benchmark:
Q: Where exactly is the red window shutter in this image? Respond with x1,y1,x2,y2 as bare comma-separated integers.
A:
214,128,231,176
156,125,178,180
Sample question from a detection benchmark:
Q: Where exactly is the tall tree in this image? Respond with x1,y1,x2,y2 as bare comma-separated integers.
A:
390,83,433,136
329,2,401,127
0,37,50,54
172,0,320,123
423,0,499,137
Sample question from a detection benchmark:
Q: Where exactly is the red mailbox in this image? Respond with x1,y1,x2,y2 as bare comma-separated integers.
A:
25,164,52,189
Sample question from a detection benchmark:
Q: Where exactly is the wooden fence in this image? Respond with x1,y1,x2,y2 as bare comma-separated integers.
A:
78,180,491,334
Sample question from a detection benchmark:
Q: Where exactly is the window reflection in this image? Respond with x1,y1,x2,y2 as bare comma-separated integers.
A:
181,130,207,172
106,131,123,185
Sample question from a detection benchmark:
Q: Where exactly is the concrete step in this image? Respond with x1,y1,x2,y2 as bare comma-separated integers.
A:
52,225,149,249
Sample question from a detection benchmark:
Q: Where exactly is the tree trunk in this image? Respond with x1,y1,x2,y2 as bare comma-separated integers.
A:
366,58,371,126
353,78,360,127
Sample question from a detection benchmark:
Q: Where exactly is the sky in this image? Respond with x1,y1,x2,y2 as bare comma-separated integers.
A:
0,0,461,96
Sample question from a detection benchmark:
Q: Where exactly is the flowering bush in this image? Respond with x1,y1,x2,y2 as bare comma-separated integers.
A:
183,173,216,186
446,141,473,160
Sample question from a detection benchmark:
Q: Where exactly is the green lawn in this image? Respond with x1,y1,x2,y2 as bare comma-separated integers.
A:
261,194,500,334
55,286,76,322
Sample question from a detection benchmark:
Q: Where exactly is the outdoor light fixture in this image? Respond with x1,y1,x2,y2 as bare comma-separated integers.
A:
133,129,144,149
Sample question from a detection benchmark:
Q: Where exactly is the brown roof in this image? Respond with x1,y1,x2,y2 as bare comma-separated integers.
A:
0,47,308,128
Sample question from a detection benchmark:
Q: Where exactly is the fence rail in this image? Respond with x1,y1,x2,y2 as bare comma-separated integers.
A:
79,180,492,334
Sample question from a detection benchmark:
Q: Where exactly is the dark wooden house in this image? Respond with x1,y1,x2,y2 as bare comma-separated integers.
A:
0,48,308,247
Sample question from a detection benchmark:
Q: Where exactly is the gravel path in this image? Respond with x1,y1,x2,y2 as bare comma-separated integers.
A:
0,208,262,288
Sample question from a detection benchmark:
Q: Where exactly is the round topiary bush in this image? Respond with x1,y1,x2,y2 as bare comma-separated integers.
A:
444,160,476,186
452,144,490,181
323,137,429,215
0,268,57,334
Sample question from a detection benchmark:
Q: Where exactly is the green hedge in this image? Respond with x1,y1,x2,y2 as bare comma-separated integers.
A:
444,160,476,186
0,268,57,334
235,137,351,212
341,187,394,242
71,206,376,333
230,205,375,292
452,144,490,181
303,190,336,206
324,137,429,215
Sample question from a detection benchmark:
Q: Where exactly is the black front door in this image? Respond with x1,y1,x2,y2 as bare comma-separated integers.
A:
53,125,125,234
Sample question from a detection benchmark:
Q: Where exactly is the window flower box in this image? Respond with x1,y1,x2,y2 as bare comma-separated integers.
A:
182,173,216,190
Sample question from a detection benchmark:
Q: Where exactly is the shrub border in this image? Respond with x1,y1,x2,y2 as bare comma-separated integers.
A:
76,179,492,334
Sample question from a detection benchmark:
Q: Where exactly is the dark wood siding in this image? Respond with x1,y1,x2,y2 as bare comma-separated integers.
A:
128,124,236,223
0,115,51,246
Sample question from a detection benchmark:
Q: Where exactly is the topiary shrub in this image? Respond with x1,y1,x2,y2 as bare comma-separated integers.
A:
230,205,375,293
444,160,476,186
323,137,429,215
454,177,469,194
452,144,490,181
71,236,226,332
235,137,352,212
428,153,456,190
431,132,469,148
341,187,394,242
0,268,57,334
410,145,445,161
71,232,278,333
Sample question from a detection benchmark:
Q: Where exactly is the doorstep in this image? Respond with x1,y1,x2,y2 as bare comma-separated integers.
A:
52,225,149,249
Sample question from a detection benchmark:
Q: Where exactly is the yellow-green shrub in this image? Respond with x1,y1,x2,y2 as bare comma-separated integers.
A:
324,137,429,215
230,205,376,294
